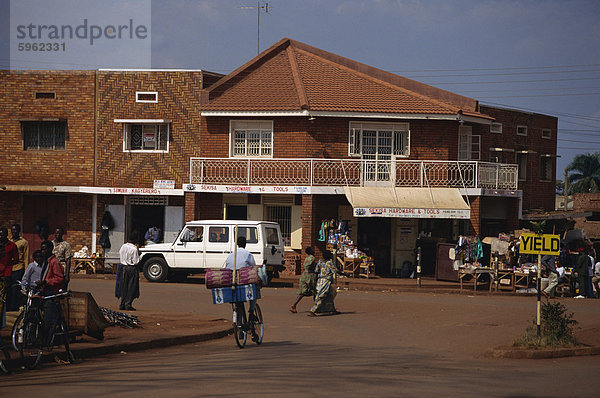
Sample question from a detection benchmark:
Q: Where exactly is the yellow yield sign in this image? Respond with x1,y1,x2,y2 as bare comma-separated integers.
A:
519,233,560,255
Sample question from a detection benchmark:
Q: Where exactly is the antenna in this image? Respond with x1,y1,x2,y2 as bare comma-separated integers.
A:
240,1,270,54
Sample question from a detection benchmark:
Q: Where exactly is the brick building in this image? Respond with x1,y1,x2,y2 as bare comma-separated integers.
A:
0,38,558,277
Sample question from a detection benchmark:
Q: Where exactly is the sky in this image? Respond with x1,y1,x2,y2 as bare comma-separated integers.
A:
2,0,599,177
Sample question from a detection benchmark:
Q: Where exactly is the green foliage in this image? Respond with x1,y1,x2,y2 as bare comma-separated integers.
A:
513,301,579,349
566,152,600,194
529,220,546,235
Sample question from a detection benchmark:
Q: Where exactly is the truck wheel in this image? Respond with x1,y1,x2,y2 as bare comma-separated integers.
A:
143,257,168,282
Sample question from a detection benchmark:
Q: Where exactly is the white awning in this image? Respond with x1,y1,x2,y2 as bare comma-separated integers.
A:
344,187,471,219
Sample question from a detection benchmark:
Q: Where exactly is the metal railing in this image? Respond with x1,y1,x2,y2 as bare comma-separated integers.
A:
189,158,518,190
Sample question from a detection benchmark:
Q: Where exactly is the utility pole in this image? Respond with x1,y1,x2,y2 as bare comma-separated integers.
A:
241,1,270,55
564,168,568,210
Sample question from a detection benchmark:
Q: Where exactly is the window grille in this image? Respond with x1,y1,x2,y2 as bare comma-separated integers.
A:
265,206,291,246
22,121,66,150
231,121,273,157
35,92,56,99
128,196,167,205
124,123,169,151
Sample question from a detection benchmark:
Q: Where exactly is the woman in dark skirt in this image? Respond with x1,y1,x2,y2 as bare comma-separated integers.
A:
290,247,317,313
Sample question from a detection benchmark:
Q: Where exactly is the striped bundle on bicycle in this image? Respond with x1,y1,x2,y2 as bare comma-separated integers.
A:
205,267,261,289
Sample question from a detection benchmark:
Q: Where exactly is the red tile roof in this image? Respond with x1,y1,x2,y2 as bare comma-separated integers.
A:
201,38,491,119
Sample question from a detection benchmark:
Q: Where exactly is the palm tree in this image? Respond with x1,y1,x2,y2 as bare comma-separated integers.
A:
566,153,600,194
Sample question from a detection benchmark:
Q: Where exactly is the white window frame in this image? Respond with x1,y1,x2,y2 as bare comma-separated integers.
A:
348,121,410,158
542,129,551,139
122,123,169,153
136,91,158,103
229,120,273,158
458,125,480,161
490,122,502,134
517,125,528,136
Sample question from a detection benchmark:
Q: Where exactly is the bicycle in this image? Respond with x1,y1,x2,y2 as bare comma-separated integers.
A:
232,300,263,349
12,282,74,369
0,297,11,374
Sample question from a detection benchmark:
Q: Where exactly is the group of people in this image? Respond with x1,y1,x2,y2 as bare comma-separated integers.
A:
290,247,341,316
0,223,70,341
541,244,600,299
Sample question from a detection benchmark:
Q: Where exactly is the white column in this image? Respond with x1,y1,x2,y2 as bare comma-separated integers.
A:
91,194,98,253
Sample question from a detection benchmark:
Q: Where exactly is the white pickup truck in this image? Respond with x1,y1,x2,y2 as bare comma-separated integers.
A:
139,220,285,282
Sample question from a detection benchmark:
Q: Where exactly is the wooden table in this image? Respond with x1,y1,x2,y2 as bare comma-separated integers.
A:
495,269,515,291
72,257,105,274
514,270,535,290
459,267,493,292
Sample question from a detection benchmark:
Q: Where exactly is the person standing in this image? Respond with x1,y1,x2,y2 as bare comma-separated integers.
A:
541,255,558,299
21,250,44,294
592,259,600,298
574,248,590,299
0,227,19,329
52,227,73,288
290,247,317,313
118,233,140,311
309,250,341,316
39,240,65,343
8,223,29,311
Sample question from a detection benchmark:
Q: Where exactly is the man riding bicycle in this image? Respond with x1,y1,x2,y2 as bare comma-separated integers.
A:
225,236,260,342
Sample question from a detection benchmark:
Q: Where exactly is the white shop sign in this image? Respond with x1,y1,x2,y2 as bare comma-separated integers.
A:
184,184,312,194
353,207,471,219
154,180,175,189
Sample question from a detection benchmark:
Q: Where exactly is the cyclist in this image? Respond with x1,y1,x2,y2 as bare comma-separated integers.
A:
225,236,259,341
39,240,65,344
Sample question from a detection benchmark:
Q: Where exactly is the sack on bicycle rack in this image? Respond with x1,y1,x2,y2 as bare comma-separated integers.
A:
205,268,233,289
236,266,261,286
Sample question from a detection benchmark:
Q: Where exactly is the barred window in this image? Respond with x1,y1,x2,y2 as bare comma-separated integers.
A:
124,123,169,152
265,206,291,246
22,121,66,150
230,120,273,157
348,122,409,157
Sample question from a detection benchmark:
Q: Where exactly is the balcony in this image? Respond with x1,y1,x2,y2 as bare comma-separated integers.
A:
189,158,518,190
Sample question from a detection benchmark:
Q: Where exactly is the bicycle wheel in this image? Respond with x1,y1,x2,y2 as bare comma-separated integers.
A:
19,310,44,370
251,303,264,345
53,319,75,364
11,311,25,352
0,344,10,374
233,302,247,349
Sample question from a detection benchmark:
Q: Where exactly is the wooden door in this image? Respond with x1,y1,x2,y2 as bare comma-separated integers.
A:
22,194,68,256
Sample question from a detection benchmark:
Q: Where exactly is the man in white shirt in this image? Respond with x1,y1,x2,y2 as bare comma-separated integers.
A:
118,234,140,311
592,261,600,298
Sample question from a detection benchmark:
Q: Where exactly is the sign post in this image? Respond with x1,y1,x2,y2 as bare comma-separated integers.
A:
519,233,560,337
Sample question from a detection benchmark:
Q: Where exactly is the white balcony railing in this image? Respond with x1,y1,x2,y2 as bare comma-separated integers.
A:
189,158,518,190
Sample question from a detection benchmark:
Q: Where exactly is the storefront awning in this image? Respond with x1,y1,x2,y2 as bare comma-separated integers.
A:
344,187,471,219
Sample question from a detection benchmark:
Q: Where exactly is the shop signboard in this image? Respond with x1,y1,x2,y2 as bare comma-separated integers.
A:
353,207,470,219
519,233,560,255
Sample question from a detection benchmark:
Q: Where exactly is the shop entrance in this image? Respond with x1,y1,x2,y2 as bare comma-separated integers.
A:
357,218,391,276
226,205,247,220
130,204,165,246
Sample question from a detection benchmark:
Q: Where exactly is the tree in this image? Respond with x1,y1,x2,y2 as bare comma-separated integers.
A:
556,179,564,196
566,153,600,194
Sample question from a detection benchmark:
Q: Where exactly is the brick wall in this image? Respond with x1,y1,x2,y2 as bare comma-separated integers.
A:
96,71,205,187
0,71,95,186
469,196,481,236
185,193,223,221
573,193,600,211
480,105,557,212
0,192,23,228
66,194,93,251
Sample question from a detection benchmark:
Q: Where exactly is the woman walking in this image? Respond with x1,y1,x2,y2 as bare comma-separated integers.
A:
309,250,341,316
290,247,317,313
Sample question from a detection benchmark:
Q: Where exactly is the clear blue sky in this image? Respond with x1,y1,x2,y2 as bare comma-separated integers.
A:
3,0,599,177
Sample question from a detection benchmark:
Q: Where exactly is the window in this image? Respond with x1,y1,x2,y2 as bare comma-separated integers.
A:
181,226,203,242
349,122,409,157
236,227,259,244
230,120,273,157
265,227,280,245
517,125,528,136
136,91,158,103
491,122,502,134
208,227,229,243
516,153,527,180
542,129,551,139
22,121,66,150
265,206,291,246
124,123,169,152
540,156,553,181
458,126,480,161
35,92,55,99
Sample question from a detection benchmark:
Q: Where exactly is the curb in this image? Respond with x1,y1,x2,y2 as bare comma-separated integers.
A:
7,326,232,370
485,345,600,359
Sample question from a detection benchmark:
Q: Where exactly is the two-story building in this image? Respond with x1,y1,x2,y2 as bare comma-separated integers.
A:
1,38,557,276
